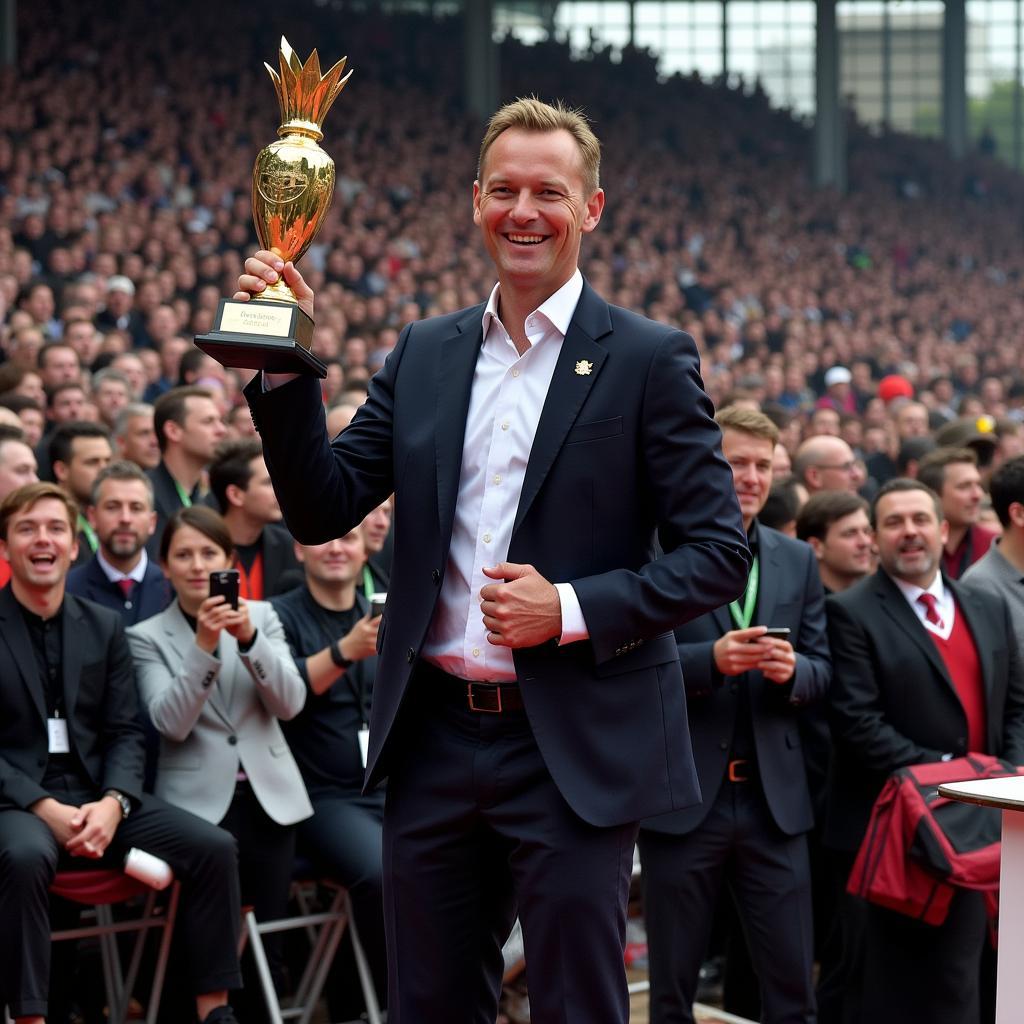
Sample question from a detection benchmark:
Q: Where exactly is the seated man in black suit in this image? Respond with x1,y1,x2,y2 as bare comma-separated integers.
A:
825,478,1024,1024
0,481,243,1024
208,438,300,600
271,528,385,1014
66,460,171,625
640,405,830,1024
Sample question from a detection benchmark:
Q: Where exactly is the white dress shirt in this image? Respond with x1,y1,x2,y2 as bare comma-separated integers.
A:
96,548,150,586
421,270,589,681
893,572,955,641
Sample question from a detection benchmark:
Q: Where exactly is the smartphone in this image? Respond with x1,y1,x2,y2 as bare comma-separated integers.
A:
762,627,791,640
369,592,387,619
209,569,240,610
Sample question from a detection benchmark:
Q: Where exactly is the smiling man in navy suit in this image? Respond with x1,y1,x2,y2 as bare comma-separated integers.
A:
236,98,750,1024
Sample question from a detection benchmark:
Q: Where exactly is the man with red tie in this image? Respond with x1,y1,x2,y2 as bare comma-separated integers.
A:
824,478,1024,1024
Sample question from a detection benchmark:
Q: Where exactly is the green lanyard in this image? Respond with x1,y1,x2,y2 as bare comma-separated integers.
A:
77,514,98,554
362,565,375,597
729,555,759,629
173,479,193,508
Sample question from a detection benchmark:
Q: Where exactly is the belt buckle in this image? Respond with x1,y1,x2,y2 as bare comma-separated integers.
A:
728,758,749,783
467,683,502,714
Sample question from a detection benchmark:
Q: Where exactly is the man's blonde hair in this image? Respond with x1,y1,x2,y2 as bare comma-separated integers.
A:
715,405,781,446
477,97,601,196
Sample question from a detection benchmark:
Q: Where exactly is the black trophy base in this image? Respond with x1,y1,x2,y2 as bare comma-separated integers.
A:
195,298,327,378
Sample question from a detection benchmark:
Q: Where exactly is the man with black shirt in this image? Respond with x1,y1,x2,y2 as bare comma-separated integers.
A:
270,528,385,1009
356,496,392,598
209,439,300,599
148,386,225,552
0,482,243,1024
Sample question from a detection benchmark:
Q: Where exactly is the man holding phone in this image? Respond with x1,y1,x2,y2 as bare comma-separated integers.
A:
639,406,831,1024
270,528,387,1014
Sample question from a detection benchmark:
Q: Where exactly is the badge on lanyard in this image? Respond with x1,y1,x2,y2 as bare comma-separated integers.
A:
48,712,70,754
358,726,370,769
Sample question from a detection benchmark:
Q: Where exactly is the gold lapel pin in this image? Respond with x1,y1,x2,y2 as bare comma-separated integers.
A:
575,360,593,376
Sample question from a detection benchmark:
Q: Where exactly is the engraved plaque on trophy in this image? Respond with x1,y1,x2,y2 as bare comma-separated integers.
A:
196,37,351,377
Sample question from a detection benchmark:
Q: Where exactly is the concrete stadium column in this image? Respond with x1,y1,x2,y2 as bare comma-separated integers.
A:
0,0,16,67
943,0,968,159
814,0,845,191
464,0,499,121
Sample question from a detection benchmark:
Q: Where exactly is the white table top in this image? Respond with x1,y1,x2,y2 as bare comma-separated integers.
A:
940,775,1024,811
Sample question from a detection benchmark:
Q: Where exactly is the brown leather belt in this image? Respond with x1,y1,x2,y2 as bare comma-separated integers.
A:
417,661,525,714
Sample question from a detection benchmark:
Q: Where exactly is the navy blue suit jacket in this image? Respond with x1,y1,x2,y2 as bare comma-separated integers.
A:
642,525,831,837
66,555,172,626
245,281,750,827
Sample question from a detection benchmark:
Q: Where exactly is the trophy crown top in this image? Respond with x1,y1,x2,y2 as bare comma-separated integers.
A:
264,36,352,136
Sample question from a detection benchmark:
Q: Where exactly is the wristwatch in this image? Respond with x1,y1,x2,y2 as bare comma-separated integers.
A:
330,638,354,670
104,789,132,819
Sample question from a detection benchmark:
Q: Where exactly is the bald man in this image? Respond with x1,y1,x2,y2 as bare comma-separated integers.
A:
794,436,860,495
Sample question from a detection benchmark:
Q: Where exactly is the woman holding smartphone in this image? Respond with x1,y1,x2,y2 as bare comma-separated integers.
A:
127,505,311,1018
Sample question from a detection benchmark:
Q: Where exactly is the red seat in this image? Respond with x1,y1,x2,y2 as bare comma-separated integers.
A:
50,867,181,1024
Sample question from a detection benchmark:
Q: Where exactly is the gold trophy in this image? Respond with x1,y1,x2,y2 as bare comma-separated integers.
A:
197,37,351,377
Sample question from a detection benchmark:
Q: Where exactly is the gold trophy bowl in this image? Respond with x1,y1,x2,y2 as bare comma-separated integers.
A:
197,37,352,377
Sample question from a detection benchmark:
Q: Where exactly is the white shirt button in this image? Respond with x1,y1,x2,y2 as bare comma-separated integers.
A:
493,475,502,485
472,648,480,657
511,369,520,378
501,421,509,431
483,533,492,543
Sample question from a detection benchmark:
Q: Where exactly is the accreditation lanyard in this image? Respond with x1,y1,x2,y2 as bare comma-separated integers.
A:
362,566,375,598
173,479,193,508
77,514,98,554
729,555,760,630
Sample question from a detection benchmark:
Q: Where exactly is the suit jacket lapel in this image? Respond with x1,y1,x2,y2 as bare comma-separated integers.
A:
61,596,84,719
512,284,610,536
875,571,955,693
436,307,485,548
754,526,781,627
163,604,232,725
0,588,46,726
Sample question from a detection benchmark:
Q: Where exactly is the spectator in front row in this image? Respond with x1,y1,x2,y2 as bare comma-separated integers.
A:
796,491,874,595
271,529,388,1014
148,386,226,551
639,406,830,1024
823,479,1024,1024
208,439,300,600
66,461,171,625
963,454,1024,649
127,505,311,1022
918,447,999,580
0,483,244,1024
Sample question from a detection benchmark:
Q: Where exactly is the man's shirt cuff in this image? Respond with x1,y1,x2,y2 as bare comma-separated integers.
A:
555,582,589,645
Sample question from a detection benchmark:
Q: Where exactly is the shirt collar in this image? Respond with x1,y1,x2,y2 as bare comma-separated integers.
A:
481,268,584,341
892,570,947,608
96,548,148,585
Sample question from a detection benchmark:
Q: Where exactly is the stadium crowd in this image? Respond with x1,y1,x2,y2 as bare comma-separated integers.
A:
3,1,1024,1023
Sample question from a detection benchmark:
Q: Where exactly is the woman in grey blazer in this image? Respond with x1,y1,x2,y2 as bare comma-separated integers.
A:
128,505,312,1014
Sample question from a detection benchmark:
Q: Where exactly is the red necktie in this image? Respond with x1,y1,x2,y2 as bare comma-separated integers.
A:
117,579,135,599
917,592,944,629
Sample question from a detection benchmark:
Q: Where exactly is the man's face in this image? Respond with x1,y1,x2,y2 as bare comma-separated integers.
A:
94,379,130,427
88,478,156,561
721,429,774,527
896,403,929,439
808,439,859,493
117,412,160,469
50,387,87,423
817,509,874,580
808,408,841,437
236,456,281,525
111,355,146,399
473,128,604,301
0,497,77,590
64,322,101,365
298,530,366,587
360,498,393,554
17,408,45,447
40,347,81,389
25,285,54,324
874,489,948,587
941,461,985,528
56,436,113,505
0,440,38,500
179,396,226,462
